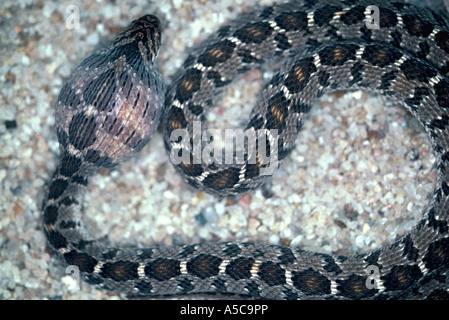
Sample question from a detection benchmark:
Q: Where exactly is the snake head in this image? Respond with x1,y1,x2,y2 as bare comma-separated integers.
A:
55,14,165,175
113,14,162,64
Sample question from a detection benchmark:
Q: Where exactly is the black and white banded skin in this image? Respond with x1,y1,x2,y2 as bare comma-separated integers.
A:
43,0,449,299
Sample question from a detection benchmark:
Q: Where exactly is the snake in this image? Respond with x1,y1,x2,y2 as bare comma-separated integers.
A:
43,0,449,299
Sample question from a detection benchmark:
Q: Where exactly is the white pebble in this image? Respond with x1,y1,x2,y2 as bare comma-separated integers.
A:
215,202,225,215
362,223,370,233
21,55,30,66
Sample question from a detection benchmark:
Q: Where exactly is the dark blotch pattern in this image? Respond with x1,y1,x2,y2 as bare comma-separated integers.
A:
197,40,236,67
404,87,431,112
313,6,341,27
275,11,308,31
45,229,68,249
258,261,286,286
64,250,98,273
266,92,289,130
43,205,59,226
292,268,331,295
379,7,398,28
100,260,139,282
319,44,358,66
362,45,402,67
48,179,68,200
401,234,419,262
423,238,449,271
175,68,202,104
144,258,181,281
400,59,437,82
337,274,377,298
340,5,365,25
60,153,82,177
382,265,422,291
435,31,449,54
434,78,449,109
234,22,273,44
179,159,204,177
244,164,260,181
167,106,188,132
226,257,254,280
202,167,241,190
402,14,434,37
285,57,317,93
187,254,222,279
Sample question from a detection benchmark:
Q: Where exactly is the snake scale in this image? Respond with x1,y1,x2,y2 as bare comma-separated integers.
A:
43,0,449,299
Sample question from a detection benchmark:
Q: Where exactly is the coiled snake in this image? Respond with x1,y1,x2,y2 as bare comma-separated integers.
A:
43,0,449,299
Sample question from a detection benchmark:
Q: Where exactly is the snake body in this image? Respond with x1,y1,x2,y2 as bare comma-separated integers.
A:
43,0,449,299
